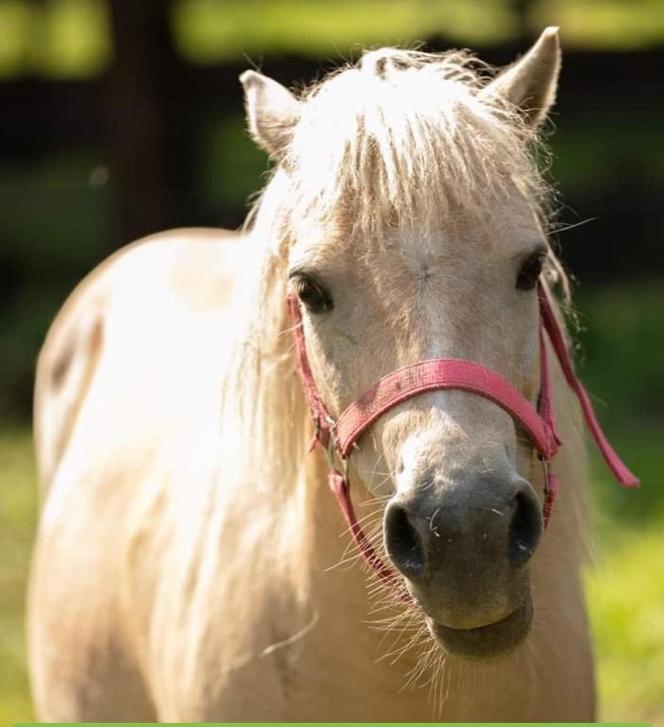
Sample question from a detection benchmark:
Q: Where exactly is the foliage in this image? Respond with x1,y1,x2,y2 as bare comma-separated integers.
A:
575,282,664,525
0,154,115,420
533,0,664,50
172,0,516,63
552,115,664,194
2,0,664,79
0,0,110,80
173,0,664,62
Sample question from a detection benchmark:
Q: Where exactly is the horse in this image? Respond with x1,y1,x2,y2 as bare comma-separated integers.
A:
27,28,632,721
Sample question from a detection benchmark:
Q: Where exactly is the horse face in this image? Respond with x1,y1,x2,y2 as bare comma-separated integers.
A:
288,198,548,657
242,28,561,659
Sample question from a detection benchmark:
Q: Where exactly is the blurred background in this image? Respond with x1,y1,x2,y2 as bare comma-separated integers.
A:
0,0,662,724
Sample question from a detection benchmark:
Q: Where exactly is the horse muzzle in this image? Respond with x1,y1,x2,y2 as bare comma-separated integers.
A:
383,467,542,658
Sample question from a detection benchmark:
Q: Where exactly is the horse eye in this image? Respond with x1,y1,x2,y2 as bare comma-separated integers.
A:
516,251,546,291
295,276,333,313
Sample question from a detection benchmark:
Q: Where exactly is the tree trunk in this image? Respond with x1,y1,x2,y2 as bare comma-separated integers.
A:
105,0,189,245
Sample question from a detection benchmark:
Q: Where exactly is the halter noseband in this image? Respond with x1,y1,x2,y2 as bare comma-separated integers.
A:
288,283,638,595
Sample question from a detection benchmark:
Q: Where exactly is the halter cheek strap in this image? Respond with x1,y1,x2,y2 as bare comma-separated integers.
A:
538,290,639,486
288,284,638,595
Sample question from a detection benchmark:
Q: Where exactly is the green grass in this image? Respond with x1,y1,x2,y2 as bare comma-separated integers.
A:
0,428,36,726
587,527,664,724
0,281,662,725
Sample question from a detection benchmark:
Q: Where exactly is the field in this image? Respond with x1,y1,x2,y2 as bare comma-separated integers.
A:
0,281,662,726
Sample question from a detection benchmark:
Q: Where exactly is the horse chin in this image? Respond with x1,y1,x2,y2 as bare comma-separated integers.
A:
426,594,533,661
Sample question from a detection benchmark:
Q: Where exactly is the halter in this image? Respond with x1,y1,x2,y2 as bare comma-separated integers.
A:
287,283,638,595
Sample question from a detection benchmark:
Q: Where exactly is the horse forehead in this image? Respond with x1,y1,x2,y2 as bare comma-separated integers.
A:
389,206,540,266
287,194,540,275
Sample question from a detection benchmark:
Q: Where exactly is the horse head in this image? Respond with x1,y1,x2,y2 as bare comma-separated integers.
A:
242,29,567,659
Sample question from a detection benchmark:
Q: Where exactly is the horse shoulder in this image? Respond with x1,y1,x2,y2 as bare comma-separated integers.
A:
33,227,243,496
30,227,256,719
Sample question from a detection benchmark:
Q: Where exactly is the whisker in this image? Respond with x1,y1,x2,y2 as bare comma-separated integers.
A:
550,217,596,235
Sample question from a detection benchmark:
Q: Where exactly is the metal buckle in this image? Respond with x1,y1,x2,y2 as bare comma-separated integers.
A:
322,429,349,481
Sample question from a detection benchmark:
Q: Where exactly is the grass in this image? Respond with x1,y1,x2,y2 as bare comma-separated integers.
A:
0,280,662,725
0,428,36,726
587,526,664,724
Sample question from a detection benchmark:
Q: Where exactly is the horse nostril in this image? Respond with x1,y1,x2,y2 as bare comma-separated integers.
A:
384,501,426,580
507,490,543,566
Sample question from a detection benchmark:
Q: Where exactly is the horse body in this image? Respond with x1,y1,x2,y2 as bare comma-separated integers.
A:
30,30,598,721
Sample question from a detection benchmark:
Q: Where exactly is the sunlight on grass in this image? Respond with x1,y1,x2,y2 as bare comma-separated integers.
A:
0,428,36,726
587,526,664,724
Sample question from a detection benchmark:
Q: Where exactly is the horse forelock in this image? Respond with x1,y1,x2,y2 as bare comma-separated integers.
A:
279,47,553,240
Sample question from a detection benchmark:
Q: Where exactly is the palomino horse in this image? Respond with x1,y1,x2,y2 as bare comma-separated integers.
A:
28,28,636,721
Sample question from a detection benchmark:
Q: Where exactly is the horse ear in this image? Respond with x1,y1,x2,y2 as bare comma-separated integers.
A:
480,27,561,128
240,70,300,161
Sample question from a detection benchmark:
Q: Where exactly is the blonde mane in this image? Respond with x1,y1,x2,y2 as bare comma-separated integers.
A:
288,48,552,238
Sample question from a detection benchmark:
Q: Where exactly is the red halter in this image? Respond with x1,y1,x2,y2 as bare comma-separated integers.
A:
288,283,638,594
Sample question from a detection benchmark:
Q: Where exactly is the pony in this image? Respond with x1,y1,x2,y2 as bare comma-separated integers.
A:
29,28,603,720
